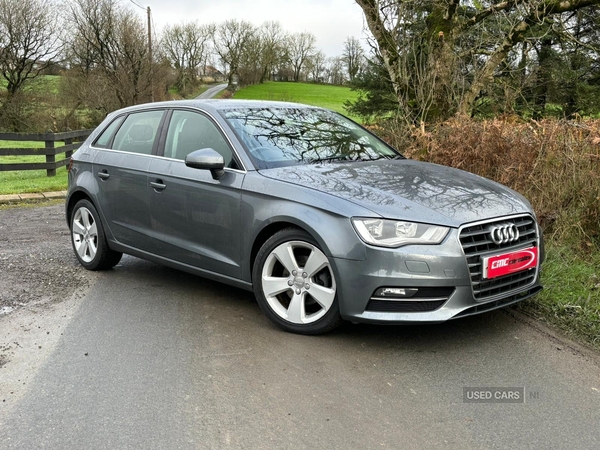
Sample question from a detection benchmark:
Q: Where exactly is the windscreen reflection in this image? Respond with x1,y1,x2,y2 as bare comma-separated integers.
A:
221,107,400,169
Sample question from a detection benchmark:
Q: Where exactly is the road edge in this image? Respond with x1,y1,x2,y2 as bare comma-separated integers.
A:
0,191,66,204
504,307,600,367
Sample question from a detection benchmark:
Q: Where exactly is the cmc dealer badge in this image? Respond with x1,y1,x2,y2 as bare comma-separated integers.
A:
482,247,539,279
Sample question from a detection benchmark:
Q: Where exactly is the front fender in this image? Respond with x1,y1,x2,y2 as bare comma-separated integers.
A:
240,175,371,282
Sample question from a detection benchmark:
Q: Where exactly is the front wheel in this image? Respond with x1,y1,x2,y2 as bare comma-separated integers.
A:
71,199,122,271
252,228,342,335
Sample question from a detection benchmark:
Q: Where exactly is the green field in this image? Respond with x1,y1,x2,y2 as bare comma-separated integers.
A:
0,75,61,94
233,82,360,120
0,140,68,195
0,167,68,195
28,75,61,94
0,75,67,195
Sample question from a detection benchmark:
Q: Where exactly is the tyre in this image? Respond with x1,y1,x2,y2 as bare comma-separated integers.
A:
70,199,122,271
252,228,342,335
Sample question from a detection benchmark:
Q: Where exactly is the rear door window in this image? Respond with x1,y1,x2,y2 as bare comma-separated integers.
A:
112,110,164,155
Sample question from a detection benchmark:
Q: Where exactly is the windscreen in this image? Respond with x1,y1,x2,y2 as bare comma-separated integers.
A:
220,107,400,169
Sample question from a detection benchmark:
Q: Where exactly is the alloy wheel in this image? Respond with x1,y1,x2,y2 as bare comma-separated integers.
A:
261,240,336,325
72,207,99,263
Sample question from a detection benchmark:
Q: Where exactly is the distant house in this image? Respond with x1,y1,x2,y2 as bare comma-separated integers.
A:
202,66,225,82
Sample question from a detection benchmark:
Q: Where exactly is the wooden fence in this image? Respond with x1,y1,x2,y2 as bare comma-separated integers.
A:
0,129,93,177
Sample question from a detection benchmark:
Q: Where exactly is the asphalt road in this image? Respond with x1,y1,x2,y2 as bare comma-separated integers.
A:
197,84,228,99
1,205,599,449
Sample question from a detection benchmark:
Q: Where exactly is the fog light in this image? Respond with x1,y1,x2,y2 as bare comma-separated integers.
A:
374,287,418,298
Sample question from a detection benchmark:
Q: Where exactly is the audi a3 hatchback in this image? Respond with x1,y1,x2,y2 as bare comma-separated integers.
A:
66,100,544,334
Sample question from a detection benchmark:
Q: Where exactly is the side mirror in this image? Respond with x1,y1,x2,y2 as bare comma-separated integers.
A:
185,148,225,180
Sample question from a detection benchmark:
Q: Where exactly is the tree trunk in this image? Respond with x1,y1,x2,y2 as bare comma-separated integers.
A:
533,37,553,118
354,0,401,97
459,21,530,116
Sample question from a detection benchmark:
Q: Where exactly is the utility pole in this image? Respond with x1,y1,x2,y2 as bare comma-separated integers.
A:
147,6,154,102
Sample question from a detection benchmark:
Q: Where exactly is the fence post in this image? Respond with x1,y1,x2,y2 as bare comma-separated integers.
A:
45,139,55,177
65,138,73,159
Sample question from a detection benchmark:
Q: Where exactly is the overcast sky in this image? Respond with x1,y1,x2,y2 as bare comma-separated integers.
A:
144,0,367,57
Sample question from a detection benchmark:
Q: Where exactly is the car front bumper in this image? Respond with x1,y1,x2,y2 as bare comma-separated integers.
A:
333,224,544,324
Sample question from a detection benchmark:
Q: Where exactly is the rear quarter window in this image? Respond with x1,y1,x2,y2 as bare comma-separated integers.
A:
93,116,124,149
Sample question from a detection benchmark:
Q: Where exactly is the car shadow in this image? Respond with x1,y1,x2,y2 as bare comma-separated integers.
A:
108,255,525,355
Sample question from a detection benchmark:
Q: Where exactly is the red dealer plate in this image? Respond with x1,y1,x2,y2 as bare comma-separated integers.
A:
482,247,539,280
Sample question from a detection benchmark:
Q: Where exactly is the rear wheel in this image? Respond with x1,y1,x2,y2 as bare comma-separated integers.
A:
71,199,122,270
252,228,342,335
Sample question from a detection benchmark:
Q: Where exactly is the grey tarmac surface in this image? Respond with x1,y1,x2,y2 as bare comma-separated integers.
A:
1,204,599,449
197,84,228,100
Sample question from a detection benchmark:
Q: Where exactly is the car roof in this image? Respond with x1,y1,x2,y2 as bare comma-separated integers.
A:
111,99,322,116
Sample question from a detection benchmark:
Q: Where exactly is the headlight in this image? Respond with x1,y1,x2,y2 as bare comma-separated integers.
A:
352,218,449,248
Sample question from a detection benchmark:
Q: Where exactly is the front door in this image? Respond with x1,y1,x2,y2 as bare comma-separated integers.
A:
148,109,245,279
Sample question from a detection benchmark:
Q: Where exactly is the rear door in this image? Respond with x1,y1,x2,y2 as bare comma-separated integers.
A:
93,109,166,252
147,109,245,278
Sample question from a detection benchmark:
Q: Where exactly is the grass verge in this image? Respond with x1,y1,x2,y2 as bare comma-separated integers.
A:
234,82,361,120
0,141,68,194
0,167,68,195
0,198,64,211
518,245,600,349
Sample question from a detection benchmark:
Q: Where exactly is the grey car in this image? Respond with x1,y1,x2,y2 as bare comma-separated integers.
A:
66,100,544,334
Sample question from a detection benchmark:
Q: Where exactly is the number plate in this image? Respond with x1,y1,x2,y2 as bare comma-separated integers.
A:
482,247,539,280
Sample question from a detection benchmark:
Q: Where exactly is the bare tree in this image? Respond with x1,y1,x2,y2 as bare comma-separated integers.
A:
0,0,62,95
307,51,327,83
213,20,255,87
326,56,346,85
236,22,286,86
238,30,265,85
287,32,316,82
342,36,364,82
66,0,154,110
162,22,214,91
257,21,287,82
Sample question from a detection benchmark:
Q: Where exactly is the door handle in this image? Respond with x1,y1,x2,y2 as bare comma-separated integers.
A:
150,180,167,191
98,170,110,180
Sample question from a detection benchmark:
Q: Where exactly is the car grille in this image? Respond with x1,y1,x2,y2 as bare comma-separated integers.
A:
452,286,543,319
459,215,539,301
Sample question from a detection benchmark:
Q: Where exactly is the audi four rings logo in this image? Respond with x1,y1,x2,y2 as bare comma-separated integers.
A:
489,224,520,245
